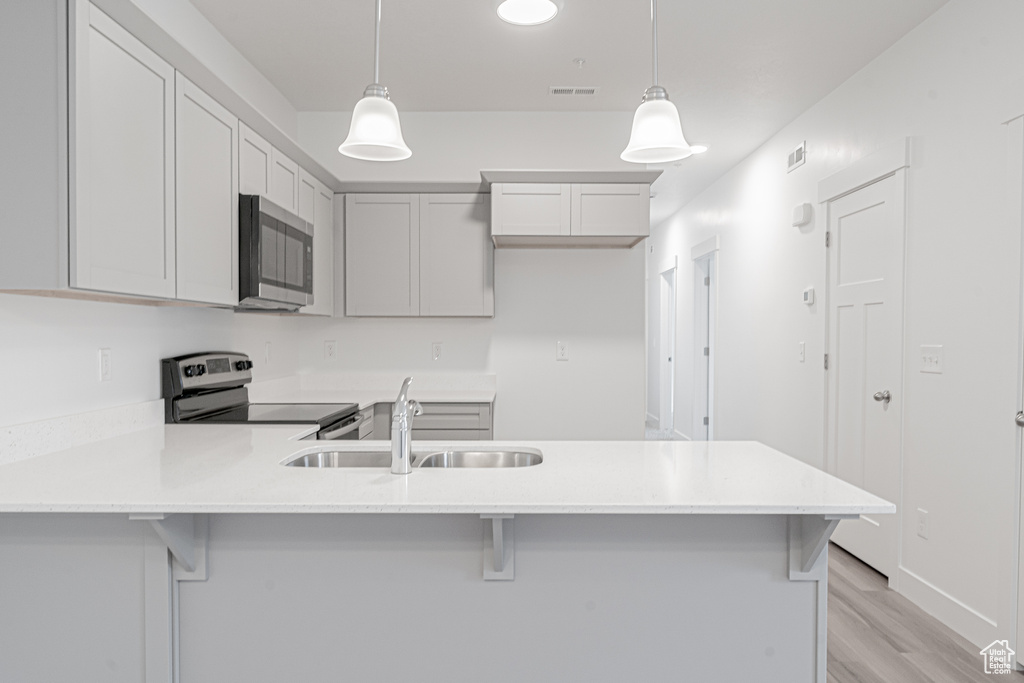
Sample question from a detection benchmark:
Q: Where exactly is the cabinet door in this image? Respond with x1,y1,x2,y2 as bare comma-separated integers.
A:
345,194,419,316
491,183,570,236
72,3,175,298
299,170,335,316
174,73,239,305
420,194,494,317
239,122,272,196
269,148,299,213
570,183,650,238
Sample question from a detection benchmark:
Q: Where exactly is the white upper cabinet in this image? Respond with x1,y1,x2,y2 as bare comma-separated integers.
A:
239,122,272,197
72,3,176,298
420,194,494,317
345,194,420,317
571,184,649,239
299,169,335,316
345,194,493,318
490,181,651,248
174,73,239,306
490,183,570,237
269,148,300,213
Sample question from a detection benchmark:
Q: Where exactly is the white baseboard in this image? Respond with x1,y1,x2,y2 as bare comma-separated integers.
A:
897,566,999,649
672,429,691,441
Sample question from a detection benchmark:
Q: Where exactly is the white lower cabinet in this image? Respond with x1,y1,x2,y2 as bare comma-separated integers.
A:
345,193,493,317
174,73,238,305
72,3,176,298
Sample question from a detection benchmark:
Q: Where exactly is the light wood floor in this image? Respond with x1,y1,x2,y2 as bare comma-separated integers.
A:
828,543,1024,682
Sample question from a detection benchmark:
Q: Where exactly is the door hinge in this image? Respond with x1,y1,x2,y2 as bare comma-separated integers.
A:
824,353,829,370
703,417,709,426
703,347,709,356
704,276,710,286
825,231,831,248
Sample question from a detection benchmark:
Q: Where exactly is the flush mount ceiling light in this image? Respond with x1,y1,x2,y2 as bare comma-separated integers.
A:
497,0,558,25
621,0,697,164
339,0,411,161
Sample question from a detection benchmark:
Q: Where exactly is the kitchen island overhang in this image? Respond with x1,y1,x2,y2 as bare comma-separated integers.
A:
0,428,893,683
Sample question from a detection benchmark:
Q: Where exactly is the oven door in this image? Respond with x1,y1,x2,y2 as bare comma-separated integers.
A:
317,412,368,440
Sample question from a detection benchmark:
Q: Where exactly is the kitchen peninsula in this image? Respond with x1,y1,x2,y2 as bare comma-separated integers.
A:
0,426,892,683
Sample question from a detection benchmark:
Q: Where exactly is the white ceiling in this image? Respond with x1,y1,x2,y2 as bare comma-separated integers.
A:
190,0,949,221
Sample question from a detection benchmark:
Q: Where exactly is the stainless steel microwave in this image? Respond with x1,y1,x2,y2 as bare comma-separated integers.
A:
238,195,313,310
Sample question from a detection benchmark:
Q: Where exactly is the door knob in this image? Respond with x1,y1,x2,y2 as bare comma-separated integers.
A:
873,390,891,405
1016,411,1024,428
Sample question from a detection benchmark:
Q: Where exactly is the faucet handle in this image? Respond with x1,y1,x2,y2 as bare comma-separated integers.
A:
408,399,423,417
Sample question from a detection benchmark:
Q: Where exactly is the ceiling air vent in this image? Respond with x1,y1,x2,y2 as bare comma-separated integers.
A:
550,87,599,96
787,141,806,173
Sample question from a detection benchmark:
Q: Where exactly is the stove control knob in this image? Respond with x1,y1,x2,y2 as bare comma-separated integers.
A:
183,365,196,378
235,360,247,371
196,364,206,376
245,360,254,370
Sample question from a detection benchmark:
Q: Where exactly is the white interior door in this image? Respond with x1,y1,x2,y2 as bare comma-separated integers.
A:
658,268,676,432
826,170,906,580
693,256,713,441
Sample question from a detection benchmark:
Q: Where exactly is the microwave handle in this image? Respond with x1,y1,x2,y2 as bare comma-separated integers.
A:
320,412,369,440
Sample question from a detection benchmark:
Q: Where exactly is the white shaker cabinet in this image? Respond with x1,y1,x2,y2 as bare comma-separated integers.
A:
491,182,650,248
298,170,335,316
174,73,239,306
420,194,494,317
345,194,493,317
71,3,176,298
269,148,300,214
239,122,272,197
345,194,420,316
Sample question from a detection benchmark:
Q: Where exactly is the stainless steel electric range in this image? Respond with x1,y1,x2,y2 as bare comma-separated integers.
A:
161,352,363,440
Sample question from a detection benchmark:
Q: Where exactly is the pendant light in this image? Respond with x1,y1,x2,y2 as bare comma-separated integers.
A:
621,0,694,164
339,0,411,161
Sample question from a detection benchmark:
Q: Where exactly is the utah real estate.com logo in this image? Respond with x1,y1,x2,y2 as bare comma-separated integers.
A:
981,640,1015,675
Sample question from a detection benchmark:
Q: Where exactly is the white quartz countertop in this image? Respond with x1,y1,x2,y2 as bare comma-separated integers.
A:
0,425,894,515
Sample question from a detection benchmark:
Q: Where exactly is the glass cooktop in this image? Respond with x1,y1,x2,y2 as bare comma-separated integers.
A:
196,403,358,427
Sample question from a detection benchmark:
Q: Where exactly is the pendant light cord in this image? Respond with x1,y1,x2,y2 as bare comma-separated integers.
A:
374,0,381,84
651,0,658,86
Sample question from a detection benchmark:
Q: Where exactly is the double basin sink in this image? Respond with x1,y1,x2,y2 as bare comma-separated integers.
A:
283,447,543,469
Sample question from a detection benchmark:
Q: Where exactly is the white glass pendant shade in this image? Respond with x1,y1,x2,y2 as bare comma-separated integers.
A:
621,96,692,164
338,89,411,161
497,0,558,25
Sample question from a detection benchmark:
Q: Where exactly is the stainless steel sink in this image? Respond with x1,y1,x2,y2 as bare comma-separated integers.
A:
417,448,543,469
283,450,398,468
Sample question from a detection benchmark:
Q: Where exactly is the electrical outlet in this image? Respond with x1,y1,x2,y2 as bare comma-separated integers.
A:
556,341,569,361
432,342,442,361
325,340,338,361
920,345,943,374
99,348,112,382
265,342,272,365
799,342,806,363
916,508,929,539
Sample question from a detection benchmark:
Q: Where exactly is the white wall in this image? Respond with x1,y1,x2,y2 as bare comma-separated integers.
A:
298,111,635,184
648,0,1024,648
294,247,646,440
0,294,301,428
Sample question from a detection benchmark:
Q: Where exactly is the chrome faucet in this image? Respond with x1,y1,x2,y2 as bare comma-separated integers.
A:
391,376,422,474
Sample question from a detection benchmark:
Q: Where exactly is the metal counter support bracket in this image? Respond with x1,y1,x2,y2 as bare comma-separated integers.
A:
789,514,854,581
481,514,515,581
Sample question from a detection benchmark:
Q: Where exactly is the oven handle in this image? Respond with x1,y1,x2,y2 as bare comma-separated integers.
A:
319,412,369,440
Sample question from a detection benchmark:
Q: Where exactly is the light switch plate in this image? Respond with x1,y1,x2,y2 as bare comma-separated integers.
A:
920,345,943,374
